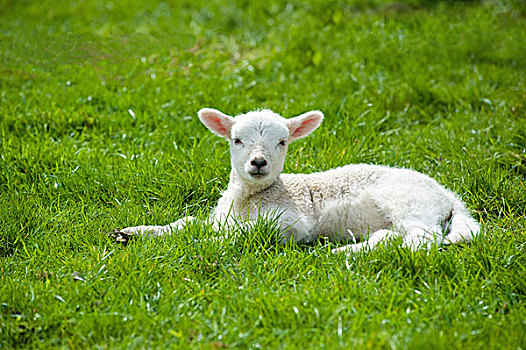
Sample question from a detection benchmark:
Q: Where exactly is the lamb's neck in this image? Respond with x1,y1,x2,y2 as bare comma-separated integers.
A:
212,170,280,223
226,170,278,201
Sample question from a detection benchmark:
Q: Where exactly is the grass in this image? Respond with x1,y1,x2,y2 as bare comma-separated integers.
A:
1,0,526,348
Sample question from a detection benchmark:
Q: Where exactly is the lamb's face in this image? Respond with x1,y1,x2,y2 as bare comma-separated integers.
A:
229,113,290,184
198,108,324,186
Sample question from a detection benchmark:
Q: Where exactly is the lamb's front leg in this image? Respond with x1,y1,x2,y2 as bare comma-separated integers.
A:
276,210,318,244
331,229,400,254
112,216,196,243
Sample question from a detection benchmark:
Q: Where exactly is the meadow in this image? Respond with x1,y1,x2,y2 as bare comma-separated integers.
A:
1,0,525,348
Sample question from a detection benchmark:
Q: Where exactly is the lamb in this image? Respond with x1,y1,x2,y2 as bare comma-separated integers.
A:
116,108,480,253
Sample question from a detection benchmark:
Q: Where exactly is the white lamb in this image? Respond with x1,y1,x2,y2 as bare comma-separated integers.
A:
117,108,480,253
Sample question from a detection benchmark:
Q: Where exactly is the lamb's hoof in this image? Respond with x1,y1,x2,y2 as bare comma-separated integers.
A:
109,229,137,245
331,243,365,254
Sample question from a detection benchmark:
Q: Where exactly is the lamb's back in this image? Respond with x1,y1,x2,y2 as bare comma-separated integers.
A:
280,164,388,199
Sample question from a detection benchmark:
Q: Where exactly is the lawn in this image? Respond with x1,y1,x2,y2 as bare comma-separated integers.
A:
1,0,525,348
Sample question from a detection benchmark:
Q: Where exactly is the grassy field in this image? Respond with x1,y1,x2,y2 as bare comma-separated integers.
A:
1,0,526,348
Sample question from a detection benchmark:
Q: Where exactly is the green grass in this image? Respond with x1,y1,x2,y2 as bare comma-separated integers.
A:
1,0,526,348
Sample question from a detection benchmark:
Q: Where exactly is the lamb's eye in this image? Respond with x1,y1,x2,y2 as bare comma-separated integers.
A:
234,138,242,145
278,140,287,146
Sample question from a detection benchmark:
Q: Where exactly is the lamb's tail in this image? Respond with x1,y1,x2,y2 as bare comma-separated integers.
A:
443,204,480,245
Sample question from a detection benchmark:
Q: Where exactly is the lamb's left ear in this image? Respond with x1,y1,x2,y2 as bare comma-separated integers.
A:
286,110,324,141
198,108,235,139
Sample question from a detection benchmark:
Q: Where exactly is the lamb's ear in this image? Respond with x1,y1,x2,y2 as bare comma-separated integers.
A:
198,108,235,139
286,110,324,141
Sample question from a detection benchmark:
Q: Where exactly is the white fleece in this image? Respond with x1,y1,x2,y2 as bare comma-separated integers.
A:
119,108,480,253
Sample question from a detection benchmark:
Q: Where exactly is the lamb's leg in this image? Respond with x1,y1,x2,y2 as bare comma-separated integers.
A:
112,216,196,243
401,230,435,251
443,210,480,244
278,212,317,244
400,222,443,251
331,229,400,254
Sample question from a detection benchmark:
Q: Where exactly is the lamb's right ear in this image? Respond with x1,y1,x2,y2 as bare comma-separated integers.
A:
198,108,235,139
286,110,324,141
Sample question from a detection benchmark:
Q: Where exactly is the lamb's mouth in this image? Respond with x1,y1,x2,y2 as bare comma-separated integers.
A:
248,171,269,179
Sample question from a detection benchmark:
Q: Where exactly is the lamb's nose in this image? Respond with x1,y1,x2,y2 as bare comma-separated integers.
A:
250,157,267,169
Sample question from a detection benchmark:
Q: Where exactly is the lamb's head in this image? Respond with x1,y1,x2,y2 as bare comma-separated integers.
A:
198,108,323,185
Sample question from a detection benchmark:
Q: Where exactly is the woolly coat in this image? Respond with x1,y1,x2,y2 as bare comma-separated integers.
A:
212,163,468,244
